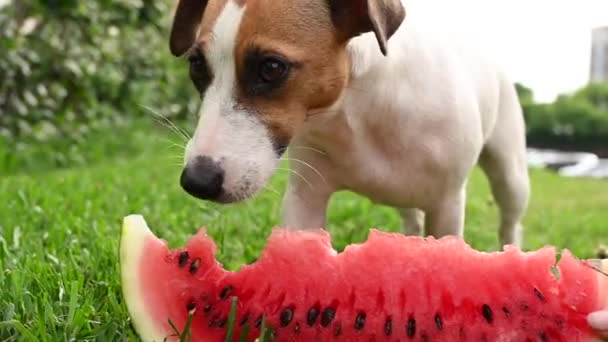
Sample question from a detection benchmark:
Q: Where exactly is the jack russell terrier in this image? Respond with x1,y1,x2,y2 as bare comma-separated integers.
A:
170,0,530,248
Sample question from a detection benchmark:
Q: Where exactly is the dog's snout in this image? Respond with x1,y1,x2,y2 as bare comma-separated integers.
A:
180,156,224,200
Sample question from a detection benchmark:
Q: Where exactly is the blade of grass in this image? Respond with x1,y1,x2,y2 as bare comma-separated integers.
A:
179,309,195,342
224,297,238,342
238,324,250,342
259,316,267,342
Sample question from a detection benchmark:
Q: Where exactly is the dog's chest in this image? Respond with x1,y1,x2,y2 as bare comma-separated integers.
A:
303,103,454,208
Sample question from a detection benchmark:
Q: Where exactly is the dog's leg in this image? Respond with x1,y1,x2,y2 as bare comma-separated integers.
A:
399,208,425,236
281,185,331,229
280,151,335,230
479,148,529,249
424,188,466,239
479,79,530,249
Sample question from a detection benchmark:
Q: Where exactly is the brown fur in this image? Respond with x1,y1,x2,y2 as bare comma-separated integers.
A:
233,0,351,146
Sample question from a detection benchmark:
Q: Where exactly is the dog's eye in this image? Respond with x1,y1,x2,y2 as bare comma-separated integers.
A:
188,54,212,94
258,57,289,84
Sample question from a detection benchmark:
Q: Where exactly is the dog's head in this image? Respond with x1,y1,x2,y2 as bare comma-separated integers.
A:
172,0,405,203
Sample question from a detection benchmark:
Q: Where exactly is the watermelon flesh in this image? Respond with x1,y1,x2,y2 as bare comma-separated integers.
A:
120,215,607,341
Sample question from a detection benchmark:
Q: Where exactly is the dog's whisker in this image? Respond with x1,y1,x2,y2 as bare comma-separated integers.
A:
282,158,328,185
262,184,281,196
161,138,187,151
306,110,341,118
288,146,327,156
139,104,191,142
275,167,314,190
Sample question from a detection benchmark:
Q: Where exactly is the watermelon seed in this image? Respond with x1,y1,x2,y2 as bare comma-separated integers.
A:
186,301,196,312
406,317,416,337
255,315,264,329
321,307,336,327
294,322,300,335
239,313,249,326
384,317,392,336
306,306,320,326
189,258,201,274
220,285,233,300
208,315,226,328
178,251,189,268
534,288,545,302
354,312,366,330
434,313,443,331
279,307,294,327
481,304,493,324
333,323,342,337
502,307,510,317
203,304,212,314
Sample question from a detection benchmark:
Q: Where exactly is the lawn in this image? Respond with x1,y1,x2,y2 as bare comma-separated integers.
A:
1,120,607,341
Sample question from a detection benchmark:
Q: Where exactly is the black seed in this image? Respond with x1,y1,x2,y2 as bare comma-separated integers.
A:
306,306,320,326
539,331,548,342
219,285,233,300
240,313,249,326
354,312,366,330
482,304,494,324
178,251,189,267
534,288,546,302
321,308,336,327
280,307,294,327
502,307,510,317
209,315,226,328
434,313,443,331
203,304,212,314
384,317,392,336
255,315,263,329
333,323,342,337
406,318,416,337
186,301,196,312
189,258,201,274
294,322,301,335
216,318,227,328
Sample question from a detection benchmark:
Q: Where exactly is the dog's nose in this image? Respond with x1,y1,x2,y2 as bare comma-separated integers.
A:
180,156,224,200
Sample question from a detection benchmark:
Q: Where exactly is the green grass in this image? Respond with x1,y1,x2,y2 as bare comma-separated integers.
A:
1,120,607,341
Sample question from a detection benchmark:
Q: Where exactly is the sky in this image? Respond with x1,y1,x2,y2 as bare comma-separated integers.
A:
407,0,608,102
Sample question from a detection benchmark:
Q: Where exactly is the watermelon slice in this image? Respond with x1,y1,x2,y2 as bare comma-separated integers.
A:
120,215,607,342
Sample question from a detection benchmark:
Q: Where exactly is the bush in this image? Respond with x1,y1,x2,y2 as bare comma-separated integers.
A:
519,82,608,150
0,0,198,146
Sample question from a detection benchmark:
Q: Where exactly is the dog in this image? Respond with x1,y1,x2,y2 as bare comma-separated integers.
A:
170,0,530,247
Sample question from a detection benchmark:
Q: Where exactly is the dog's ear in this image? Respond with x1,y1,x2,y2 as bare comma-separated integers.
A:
329,0,405,56
170,0,209,56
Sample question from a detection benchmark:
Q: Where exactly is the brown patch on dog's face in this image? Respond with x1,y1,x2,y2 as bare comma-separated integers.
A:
233,0,351,150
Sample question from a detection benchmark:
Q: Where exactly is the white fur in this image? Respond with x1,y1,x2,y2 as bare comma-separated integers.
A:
185,1,278,200
282,1,530,247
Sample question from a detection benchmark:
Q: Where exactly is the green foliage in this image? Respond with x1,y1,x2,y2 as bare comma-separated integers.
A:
521,82,608,149
0,0,198,154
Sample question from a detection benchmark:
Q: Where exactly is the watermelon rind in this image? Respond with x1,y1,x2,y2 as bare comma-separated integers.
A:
120,215,168,342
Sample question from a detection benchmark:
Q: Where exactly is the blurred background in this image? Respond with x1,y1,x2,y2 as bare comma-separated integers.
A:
0,1,607,339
